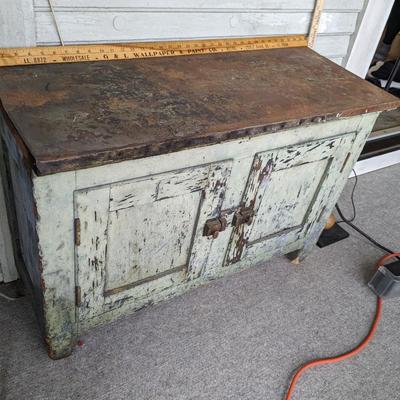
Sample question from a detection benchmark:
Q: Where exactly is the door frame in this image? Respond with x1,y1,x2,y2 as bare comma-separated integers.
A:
345,0,396,78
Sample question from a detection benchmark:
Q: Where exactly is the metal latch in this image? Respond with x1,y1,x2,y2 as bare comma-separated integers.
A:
74,218,81,246
203,216,227,238
232,206,254,228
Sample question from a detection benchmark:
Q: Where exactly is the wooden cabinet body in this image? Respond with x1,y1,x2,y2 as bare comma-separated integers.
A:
73,122,360,321
0,48,398,358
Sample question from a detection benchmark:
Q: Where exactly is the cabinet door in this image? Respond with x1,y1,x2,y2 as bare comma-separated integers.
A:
225,134,354,265
75,160,231,320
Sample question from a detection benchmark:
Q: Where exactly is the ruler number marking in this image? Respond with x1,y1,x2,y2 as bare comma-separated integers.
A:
0,35,307,67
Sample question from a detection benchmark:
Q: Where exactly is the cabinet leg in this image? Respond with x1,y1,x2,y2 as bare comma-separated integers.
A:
45,332,74,360
287,217,329,265
290,256,301,265
286,246,313,264
286,249,306,264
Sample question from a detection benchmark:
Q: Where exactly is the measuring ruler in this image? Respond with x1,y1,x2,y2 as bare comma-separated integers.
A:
308,0,325,47
0,35,307,68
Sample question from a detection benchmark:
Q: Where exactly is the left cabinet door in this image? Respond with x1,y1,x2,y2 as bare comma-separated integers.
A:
75,160,232,320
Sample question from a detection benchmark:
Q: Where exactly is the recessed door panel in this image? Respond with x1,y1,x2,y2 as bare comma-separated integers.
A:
105,191,201,294
249,159,327,242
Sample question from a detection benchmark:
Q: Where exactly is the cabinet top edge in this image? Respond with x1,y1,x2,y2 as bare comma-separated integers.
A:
0,47,399,175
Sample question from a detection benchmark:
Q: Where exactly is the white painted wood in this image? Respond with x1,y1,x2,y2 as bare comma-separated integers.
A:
0,110,377,357
106,192,200,289
0,0,367,66
241,134,356,264
75,117,365,191
314,35,350,58
0,173,18,282
204,113,378,274
224,134,352,265
76,160,232,319
34,0,365,11
34,10,358,44
249,159,327,240
330,57,344,66
30,0,363,62
345,0,395,78
0,0,36,47
75,185,110,321
109,165,209,211
33,171,76,357
75,113,378,332
353,149,400,176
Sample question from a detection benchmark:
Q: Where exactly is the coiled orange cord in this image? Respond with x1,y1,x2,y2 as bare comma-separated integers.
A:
285,252,400,400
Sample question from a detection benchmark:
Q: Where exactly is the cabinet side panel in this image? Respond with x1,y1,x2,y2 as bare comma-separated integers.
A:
1,109,77,358
0,111,43,323
0,166,18,282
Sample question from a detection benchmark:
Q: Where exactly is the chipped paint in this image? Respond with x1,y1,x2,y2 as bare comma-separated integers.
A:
225,134,358,265
0,106,379,358
75,160,232,321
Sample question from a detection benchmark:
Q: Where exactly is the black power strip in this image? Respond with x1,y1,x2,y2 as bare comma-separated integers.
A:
369,260,400,298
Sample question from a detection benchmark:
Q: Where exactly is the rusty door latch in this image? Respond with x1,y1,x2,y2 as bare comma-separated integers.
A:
232,206,255,228
203,206,254,238
203,216,227,238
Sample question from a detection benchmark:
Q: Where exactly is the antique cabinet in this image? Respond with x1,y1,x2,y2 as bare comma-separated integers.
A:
0,47,398,358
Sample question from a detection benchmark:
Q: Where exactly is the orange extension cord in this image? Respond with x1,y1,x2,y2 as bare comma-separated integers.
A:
285,252,400,400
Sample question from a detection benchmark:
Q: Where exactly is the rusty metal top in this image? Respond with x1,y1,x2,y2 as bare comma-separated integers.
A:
0,47,398,175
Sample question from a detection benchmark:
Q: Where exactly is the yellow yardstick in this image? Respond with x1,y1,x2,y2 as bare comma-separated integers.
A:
0,35,307,68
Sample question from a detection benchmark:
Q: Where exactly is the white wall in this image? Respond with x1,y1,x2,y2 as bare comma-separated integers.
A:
2,0,368,66
0,0,36,47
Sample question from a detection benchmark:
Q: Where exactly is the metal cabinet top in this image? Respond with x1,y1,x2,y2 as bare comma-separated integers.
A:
0,47,398,175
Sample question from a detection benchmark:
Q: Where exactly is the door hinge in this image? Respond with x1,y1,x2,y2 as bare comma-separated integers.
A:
74,218,81,246
75,286,82,307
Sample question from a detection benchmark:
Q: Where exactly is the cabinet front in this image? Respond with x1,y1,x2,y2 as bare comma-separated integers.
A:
225,134,355,265
75,160,231,320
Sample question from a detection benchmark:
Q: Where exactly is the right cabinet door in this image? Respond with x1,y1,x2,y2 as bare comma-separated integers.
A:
225,134,354,265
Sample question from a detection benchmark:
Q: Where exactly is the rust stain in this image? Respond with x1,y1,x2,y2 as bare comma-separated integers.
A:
253,158,262,171
0,47,399,175
107,97,140,112
5,89,69,108
228,156,274,264
259,160,273,181
231,228,247,264
39,274,46,291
